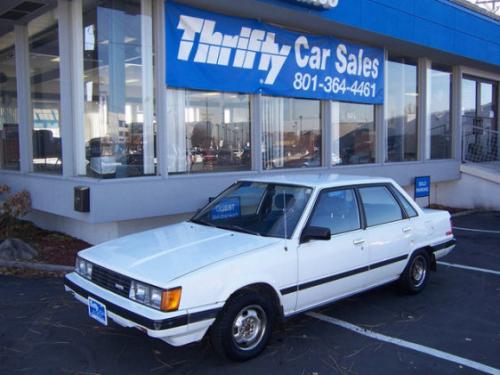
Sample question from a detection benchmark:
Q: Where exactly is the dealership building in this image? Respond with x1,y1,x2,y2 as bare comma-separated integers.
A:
0,0,499,244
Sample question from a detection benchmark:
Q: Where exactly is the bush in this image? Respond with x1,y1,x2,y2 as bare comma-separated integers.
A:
0,185,32,238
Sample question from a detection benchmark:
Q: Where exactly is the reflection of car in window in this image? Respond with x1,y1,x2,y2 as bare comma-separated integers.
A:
65,174,455,362
85,137,122,178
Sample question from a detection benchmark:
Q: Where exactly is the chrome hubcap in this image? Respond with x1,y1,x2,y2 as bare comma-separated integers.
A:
411,256,427,287
232,305,267,351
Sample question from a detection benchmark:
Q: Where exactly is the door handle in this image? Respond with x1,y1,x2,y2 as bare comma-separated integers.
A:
353,239,365,245
402,227,412,233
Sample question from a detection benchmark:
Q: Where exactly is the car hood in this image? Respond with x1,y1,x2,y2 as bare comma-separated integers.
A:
79,221,281,286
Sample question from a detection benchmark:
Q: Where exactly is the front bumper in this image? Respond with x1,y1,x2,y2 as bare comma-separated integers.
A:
64,272,222,346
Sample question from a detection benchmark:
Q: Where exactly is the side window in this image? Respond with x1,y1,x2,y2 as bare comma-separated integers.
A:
359,186,404,226
392,187,418,218
309,189,361,235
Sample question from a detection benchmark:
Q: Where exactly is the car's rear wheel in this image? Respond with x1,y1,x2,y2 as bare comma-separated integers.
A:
210,291,274,361
399,250,430,294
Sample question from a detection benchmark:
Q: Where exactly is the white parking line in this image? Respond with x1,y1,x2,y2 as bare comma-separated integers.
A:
307,312,500,375
453,226,500,234
437,261,500,276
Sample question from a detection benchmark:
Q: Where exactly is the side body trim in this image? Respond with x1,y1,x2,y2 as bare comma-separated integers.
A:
280,254,408,295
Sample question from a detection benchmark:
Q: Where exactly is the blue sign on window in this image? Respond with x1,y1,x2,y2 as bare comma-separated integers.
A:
211,197,241,220
414,176,431,198
165,2,384,104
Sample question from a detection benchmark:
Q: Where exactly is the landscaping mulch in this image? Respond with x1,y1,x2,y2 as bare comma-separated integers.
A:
0,219,90,267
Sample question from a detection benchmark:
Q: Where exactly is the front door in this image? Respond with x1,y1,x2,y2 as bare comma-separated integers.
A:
462,77,498,162
296,188,369,311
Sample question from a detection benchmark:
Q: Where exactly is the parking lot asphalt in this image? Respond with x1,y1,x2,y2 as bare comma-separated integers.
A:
0,211,499,375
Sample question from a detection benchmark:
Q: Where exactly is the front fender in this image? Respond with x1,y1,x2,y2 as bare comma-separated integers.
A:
174,243,297,315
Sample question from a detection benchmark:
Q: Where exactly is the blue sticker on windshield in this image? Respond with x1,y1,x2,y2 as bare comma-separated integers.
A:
211,197,241,220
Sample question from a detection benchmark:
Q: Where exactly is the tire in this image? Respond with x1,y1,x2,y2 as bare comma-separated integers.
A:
210,291,275,361
399,250,430,294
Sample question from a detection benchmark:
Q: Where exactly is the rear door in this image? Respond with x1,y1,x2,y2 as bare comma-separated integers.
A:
296,188,370,311
358,185,412,285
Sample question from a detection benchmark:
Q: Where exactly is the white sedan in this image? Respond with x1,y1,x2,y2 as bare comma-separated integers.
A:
65,174,455,361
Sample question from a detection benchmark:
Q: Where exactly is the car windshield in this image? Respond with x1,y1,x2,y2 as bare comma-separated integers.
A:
191,181,313,239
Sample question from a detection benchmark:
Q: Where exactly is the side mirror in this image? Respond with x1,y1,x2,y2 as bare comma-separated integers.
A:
300,226,331,244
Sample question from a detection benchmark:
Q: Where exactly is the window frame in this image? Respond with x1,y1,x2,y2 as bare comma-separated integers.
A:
389,185,419,218
357,183,409,228
306,186,364,236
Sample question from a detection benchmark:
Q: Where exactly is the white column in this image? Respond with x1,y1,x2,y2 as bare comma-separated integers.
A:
417,58,432,160
155,0,168,177
58,0,75,177
379,48,388,164
452,66,463,161
251,94,262,172
14,24,33,173
323,100,332,168
331,101,340,165
141,0,155,175
70,0,86,176
420,58,431,160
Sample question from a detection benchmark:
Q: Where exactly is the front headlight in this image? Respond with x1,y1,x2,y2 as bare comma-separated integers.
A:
129,281,182,312
75,257,93,280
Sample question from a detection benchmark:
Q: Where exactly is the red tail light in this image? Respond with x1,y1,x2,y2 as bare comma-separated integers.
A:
446,219,453,236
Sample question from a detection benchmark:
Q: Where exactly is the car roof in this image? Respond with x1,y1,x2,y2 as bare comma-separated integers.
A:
240,173,396,189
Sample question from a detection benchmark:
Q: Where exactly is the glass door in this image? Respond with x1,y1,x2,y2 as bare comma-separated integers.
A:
461,77,498,162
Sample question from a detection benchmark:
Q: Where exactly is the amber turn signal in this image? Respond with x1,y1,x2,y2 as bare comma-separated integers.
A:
161,287,182,312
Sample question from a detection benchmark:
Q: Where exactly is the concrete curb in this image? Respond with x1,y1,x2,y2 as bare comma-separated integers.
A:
0,260,73,273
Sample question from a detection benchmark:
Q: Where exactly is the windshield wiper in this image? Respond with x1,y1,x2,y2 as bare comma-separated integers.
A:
217,224,261,236
190,218,216,227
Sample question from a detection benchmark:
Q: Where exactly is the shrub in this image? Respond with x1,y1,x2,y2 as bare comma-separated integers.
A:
0,185,32,237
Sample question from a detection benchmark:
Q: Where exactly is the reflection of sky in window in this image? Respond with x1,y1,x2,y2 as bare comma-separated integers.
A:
283,98,320,131
480,83,493,107
387,60,417,119
462,79,476,113
430,69,451,114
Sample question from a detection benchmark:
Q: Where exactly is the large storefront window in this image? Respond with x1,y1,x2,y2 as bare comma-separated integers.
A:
386,57,418,162
0,31,19,171
29,10,62,174
461,76,498,163
262,97,321,169
332,102,375,165
82,0,155,178
427,65,452,159
167,90,251,174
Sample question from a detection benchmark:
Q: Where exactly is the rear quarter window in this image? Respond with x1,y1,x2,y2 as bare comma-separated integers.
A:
392,187,418,218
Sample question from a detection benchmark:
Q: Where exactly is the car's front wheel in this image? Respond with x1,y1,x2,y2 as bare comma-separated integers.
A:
210,291,274,361
399,250,430,294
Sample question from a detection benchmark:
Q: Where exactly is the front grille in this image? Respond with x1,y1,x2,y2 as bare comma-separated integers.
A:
91,265,131,298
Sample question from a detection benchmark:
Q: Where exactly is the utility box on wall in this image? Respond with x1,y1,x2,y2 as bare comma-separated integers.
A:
74,186,90,212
